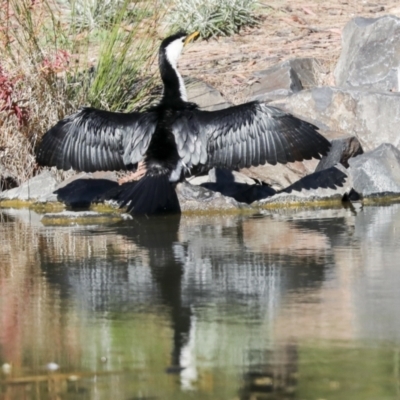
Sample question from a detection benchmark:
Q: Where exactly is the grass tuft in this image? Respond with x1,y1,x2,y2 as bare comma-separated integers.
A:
56,0,131,32
167,0,259,39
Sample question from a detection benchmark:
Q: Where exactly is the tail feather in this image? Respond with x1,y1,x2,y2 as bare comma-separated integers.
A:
118,174,180,215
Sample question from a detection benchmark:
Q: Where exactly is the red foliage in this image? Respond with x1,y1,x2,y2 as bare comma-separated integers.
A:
41,50,71,75
0,65,29,127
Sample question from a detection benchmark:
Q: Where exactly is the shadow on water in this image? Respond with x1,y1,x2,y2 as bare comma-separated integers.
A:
2,205,400,398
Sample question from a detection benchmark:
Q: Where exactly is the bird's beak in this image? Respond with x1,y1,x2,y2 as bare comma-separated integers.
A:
184,31,199,46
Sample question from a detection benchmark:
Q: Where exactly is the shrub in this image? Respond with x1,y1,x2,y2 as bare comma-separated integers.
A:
56,0,129,31
167,0,258,39
0,0,162,184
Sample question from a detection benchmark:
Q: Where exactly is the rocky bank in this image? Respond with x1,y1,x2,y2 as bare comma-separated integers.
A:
2,15,400,217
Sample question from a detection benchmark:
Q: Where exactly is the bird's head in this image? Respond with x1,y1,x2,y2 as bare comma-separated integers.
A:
159,31,199,68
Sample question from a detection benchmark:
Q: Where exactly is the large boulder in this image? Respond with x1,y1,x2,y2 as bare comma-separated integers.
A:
0,170,58,202
335,15,400,91
247,58,321,102
185,77,232,111
54,171,119,208
272,87,400,151
188,168,275,204
348,143,400,197
184,167,259,187
177,182,249,212
256,165,351,207
240,159,319,191
315,136,364,172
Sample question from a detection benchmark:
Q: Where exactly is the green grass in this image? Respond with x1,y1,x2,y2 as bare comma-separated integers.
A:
166,0,259,38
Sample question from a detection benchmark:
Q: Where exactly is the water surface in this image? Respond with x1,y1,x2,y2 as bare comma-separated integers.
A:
1,204,400,399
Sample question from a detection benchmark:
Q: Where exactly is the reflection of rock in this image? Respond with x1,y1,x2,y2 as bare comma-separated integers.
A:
242,217,330,256
41,210,130,225
271,203,400,345
353,204,400,341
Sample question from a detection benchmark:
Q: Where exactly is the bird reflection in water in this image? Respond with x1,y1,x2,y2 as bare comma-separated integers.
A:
37,211,337,397
114,214,192,371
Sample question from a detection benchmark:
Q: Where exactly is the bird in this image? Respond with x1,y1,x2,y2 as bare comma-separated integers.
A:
36,31,331,215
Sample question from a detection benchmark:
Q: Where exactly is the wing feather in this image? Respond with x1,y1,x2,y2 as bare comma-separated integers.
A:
171,101,330,169
36,107,157,172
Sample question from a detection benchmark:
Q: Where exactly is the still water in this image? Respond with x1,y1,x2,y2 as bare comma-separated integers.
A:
1,204,400,399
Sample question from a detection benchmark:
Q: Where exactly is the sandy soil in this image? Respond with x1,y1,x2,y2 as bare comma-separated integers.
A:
179,0,400,104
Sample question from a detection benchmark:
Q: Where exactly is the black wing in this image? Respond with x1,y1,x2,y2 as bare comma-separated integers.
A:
171,101,330,169
36,107,157,172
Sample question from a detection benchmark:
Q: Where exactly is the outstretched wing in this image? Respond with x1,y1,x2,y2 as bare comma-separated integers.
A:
171,101,330,169
36,107,157,172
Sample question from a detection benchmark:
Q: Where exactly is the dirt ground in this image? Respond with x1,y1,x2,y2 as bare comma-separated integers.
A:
179,0,400,104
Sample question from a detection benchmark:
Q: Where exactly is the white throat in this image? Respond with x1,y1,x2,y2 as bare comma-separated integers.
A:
165,40,187,101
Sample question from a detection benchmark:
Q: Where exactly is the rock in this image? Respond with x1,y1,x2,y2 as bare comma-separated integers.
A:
187,168,274,203
335,16,400,91
186,174,210,186
208,168,256,185
248,58,320,102
0,170,58,202
54,172,119,208
133,76,232,111
188,168,258,186
272,87,400,151
41,210,131,225
185,77,232,111
256,165,351,207
348,143,400,197
202,182,275,204
176,182,249,212
240,159,319,191
0,165,18,191
283,165,349,193
315,136,364,172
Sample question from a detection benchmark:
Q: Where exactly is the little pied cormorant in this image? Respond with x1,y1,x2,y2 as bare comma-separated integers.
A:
36,31,330,215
